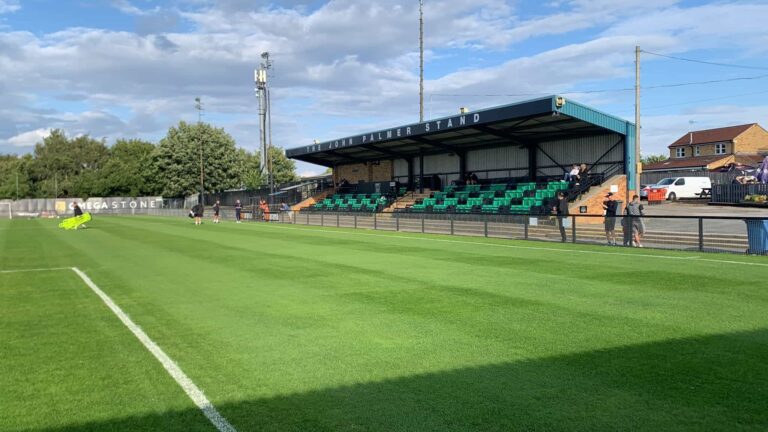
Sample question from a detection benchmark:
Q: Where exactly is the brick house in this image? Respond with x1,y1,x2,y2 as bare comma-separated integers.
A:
643,123,768,173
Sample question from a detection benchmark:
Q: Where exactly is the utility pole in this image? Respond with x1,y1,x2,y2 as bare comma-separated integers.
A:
419,0,424,122
255,52,273,203
195,97,205,205
634,45,641,197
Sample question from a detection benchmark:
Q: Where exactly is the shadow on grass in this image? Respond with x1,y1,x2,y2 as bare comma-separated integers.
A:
42,328,768,432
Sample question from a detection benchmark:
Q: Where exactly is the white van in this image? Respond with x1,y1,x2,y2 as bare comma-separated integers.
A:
649,177,712,200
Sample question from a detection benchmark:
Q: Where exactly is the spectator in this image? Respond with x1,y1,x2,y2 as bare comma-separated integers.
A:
213,200,220,224
602,192,618,245
280,201,292,222
234,200,242,223
575,163,589,185
470,172,479,184
564,164,580,182
626,195,644,247
553,191,569,242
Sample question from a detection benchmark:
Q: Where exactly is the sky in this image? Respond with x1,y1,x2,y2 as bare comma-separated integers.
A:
1,0,767,177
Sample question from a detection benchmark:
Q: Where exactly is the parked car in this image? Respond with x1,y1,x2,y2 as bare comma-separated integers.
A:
640,184,653,199
648,177,712,200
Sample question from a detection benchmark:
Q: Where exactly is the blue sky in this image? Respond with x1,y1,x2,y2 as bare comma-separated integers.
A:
1,0,767,176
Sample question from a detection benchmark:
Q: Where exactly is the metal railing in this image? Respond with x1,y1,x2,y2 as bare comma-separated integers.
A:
56,208,768,256
711,184,768,204
271,210,768,256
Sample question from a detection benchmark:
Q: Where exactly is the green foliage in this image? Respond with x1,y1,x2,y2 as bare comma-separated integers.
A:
28,130,109,198
0,155,33,199
236,148,265,190
269,146,298,184
641,153,668,165
1,123,300,199
97,139,158,197
155,121,244,197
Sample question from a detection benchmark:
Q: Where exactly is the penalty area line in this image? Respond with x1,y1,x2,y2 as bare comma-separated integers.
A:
0,267,72,274
70,267,237,432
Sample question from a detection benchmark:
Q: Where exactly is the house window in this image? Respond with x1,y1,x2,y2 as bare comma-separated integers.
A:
675,148,686,158
715,143,726,154
694,146,701,156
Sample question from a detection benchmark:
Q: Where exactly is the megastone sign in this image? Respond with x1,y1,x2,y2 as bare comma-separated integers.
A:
64,197,164,214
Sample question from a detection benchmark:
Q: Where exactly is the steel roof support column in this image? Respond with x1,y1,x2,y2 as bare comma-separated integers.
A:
407,158,414,191
458,150,467,184
528,144,538,181
419,151,425,194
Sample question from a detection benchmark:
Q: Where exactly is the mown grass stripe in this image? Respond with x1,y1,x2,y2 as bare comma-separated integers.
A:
71,267,238,432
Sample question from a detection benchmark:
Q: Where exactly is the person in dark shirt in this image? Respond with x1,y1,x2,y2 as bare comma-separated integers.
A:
191,203,204,226
234,200,242,223
602,192,618,245
213,200,220,224
72,202,87,229
553,192,569,242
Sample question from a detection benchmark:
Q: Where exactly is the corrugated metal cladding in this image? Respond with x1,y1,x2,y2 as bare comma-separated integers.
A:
393,158,409,177
413,153,459,175
537,134,624,176
466,146,528,172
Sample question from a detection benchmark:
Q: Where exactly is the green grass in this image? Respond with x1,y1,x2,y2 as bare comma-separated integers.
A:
1,215,767,431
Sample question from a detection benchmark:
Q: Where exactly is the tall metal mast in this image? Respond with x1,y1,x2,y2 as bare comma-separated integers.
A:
419,0,424,122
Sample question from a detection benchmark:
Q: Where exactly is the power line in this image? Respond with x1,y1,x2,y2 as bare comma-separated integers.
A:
614,88,768,115
428,73,768,98
642,50,768,71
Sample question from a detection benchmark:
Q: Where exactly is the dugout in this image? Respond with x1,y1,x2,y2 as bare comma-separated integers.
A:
286,96,637,193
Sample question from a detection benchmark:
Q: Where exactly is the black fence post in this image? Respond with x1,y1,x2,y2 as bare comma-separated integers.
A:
484,217,488,237
698,217,704,252
396,212,400,231
524,216,529,240
571,215,577,243
354,214,357,229
306,212,309,225
321,213,324,227
450,213,454,235
421,213,425,233
374,212,378,230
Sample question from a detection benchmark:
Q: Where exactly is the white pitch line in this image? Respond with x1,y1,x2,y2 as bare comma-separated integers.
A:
70,267,237,432
0,267,72,274
257,223,768,267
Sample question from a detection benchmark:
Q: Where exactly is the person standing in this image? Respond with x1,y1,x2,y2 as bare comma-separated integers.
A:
602,192,618,245
213,200,220,224
73,202,87,229
234,200,242,223
280,201,292,222
553,191,569,243
626,195,644,247
191,202,204,226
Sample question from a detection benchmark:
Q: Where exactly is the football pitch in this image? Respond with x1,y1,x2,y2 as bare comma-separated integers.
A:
1,216,767,431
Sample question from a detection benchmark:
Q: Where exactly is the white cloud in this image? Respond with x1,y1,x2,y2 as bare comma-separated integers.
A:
0,0,20,14
4,128,50,147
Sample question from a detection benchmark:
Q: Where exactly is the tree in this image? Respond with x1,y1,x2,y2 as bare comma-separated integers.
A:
28,129,109,198
269,146,298,184
641,153,668,165
154,121,244,197
236,148,264,190
0,154,33,199
96,139,158,197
